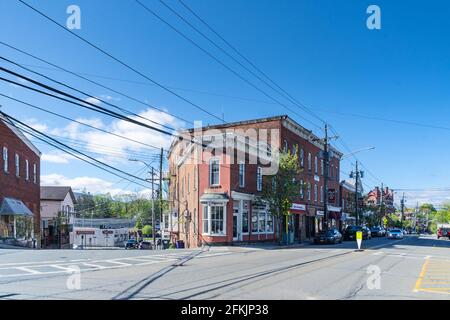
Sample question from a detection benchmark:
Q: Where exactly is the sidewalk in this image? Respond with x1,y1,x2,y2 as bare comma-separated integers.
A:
213,240,313,252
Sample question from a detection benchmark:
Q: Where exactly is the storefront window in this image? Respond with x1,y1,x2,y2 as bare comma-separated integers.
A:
252,203,273,234
202,204,226,235
251,210,258,233
242,201,249,233
202,206,209,234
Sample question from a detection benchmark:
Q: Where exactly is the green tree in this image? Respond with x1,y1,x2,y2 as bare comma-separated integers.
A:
142,225,152,236
262,151,301,244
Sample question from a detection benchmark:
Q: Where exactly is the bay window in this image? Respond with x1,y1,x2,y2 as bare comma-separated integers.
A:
202,204,226,235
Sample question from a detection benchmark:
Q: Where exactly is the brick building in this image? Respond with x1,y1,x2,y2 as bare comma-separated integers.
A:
365,186,395,214
168,115,342,248
339,179,363,229
0,116,41,247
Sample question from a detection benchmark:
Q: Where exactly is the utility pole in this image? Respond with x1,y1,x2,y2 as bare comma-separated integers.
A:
313,124,337,232
379,182,384,226
159,147,163,249
151,167,156,248
400,193,405,228
354,161,359,225
323,124,329,231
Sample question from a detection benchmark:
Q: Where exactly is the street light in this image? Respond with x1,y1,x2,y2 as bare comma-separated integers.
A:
341,146,375,160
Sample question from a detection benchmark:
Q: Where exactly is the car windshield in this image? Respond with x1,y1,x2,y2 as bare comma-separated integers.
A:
391,229,401,232
348,226,362,231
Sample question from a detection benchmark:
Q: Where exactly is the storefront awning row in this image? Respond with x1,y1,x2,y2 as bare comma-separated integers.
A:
0,198,33,216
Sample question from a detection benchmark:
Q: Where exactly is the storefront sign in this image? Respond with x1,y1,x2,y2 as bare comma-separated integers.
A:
290,203,306,212
76,230,95,235
316,210,324,217
328,189,336,203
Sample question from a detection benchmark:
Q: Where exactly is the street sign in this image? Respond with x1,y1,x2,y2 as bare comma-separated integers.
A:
356,231,362,250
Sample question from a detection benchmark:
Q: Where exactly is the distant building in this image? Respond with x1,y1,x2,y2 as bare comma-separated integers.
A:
40,186,76,248
339,179,363,229
0,116,41,248
365,186,395,214
71,218,134,247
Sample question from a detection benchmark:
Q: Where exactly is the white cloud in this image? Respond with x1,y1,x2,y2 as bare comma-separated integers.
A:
41,173,153,198
25,118,48,133
41,152,74,164
45,107,183,162
84,97,102,106
395,190,450,208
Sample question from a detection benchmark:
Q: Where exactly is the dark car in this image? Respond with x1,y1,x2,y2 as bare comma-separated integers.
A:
344,225,372,240
314,229,343,244
437,228,450,239
370,226,386,237
125,239,138,249
139,241,152,250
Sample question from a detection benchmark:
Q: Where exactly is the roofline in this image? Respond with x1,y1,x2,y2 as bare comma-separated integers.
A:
168,114,343,158
1,116,41,157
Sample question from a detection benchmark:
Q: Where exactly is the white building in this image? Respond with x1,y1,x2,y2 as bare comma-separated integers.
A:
71,227,129,247
70,218,135,248
40,186,76,248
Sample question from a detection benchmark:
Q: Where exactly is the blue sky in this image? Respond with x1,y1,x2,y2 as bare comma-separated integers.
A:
1,0,449,206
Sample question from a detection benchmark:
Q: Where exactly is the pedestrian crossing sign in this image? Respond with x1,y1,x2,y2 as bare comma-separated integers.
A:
356,231,362,240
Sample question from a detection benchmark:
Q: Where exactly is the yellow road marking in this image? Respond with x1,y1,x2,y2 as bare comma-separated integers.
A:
414,257,430,291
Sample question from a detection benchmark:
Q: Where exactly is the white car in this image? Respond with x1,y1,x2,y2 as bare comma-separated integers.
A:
387,229,404,239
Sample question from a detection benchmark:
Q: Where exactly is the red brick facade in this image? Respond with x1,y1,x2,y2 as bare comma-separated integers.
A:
0,119,41,245
168,115,342,248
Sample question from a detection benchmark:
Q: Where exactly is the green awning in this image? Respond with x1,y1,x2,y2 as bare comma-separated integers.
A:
200,193,229,203
0,198,33,216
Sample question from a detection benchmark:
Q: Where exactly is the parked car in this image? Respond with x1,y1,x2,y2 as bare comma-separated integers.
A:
387,229,404,239
437,228,450,239
370,226,386,237
125,239,138,249
139,241,152,250
313,229,343,244
344,225,372,240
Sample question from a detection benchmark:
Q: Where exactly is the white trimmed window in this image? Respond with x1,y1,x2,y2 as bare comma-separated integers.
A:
314,156,318,174
321,186,324,203
299,149,304,167
25,159,29,181
33,163,37,183
300,179,304,199
308,153,312,171
209,158,220,186
256,166,263,191
251,203,273,234
15,153,19,177
307,182,311,201
239,162,245,188
321,159,324,175
202,204,226,235
2,147,8,173
314,184,318,202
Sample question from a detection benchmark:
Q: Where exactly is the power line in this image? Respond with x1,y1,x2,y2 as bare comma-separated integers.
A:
1,111,153,187
17,0,224,123
135,0,323,131
1,55,177,132
177,0,327,127
0,40,192,126
0,93,166,152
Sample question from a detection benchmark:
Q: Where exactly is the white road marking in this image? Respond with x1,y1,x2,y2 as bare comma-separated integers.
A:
14,267,42,274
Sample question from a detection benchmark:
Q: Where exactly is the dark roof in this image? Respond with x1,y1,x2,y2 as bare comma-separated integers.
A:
0,198,33,216
41,186,76,203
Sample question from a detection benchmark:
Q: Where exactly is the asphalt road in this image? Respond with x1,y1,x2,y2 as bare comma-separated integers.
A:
0,234,449,300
